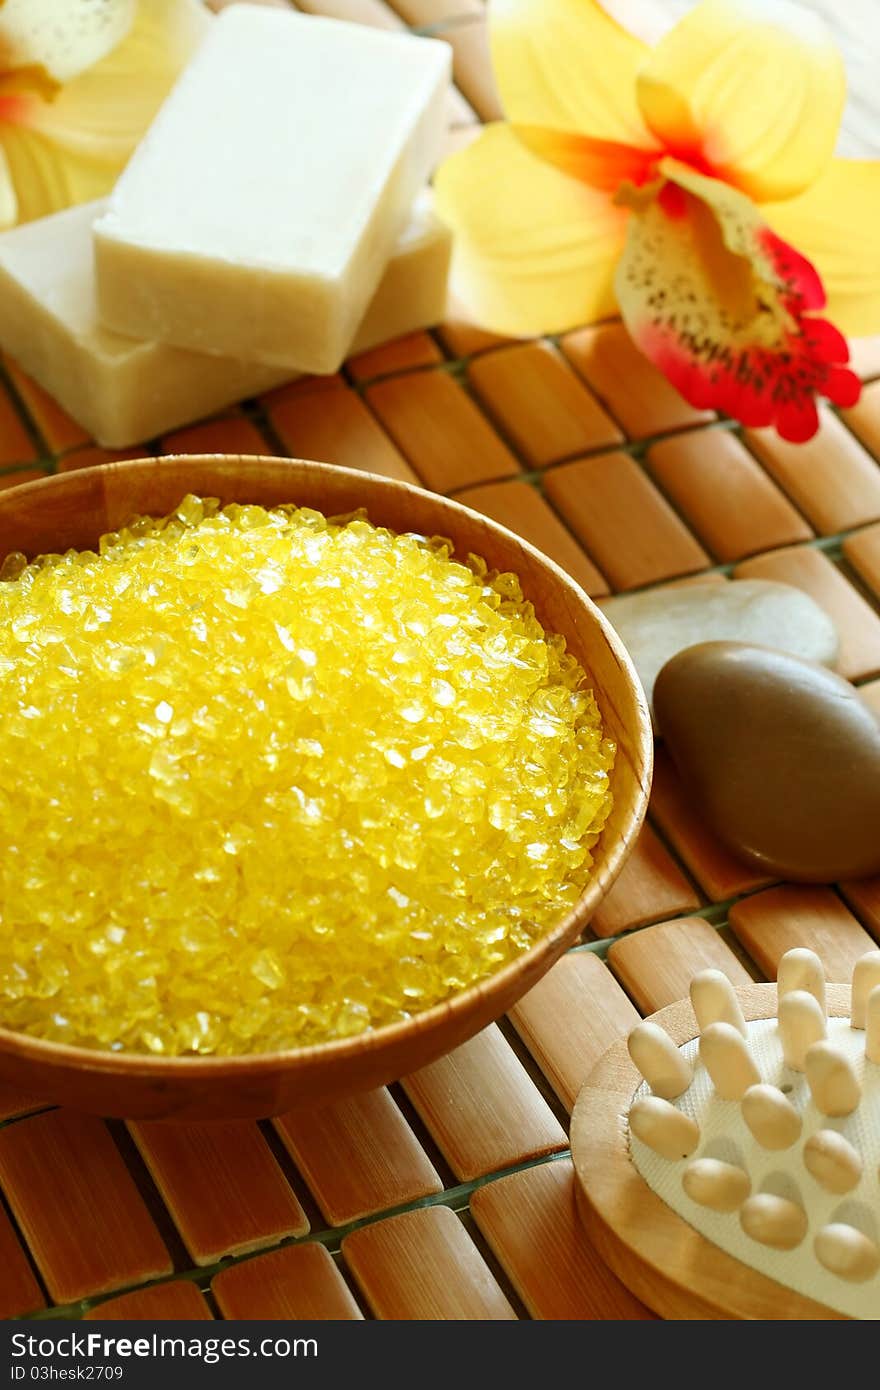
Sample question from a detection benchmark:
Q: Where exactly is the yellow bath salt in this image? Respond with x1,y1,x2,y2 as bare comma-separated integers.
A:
0,496,614,1055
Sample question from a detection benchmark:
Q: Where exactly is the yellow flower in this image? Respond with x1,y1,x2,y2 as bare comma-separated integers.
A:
0,0,209,229
435,0,880,441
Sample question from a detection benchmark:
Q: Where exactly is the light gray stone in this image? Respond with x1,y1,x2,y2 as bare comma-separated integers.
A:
601,580,839,730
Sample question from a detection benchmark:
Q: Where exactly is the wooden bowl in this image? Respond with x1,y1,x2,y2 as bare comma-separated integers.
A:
0,455,652,1119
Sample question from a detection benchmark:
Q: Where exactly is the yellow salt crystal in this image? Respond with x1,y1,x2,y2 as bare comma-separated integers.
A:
0,495,614,1055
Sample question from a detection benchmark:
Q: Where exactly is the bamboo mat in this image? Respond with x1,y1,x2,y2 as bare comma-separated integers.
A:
0,0,879,1323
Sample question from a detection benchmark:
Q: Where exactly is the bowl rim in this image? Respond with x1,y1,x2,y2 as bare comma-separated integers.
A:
0,454,653,1077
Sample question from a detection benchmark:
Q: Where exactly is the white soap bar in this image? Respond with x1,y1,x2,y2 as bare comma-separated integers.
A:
93,5,450,373
0,194,450,448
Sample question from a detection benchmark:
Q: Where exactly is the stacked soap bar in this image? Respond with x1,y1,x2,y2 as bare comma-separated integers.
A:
94,4,451,373
0,193,450,448
0,5,452,448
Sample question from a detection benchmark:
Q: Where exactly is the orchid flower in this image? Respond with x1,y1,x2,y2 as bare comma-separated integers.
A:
434,0,880,442
0,0,209,230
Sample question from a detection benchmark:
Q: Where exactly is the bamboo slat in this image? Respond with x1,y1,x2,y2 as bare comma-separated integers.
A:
366,369,521,492
0,1201,45,1318
84,1281,212,1321
2,355,89,453
645,429,812,562
342,1206,516,1319
471,1159,655,1320
0,1112,171,1303
729,886,876,980
273,1089,443,1227
560,324,712,438
649,748,774,901
543,453,710,591
743,410,880,535
843,523,880,601
212,1243,363,1320
129,1122,309,1265
590,821,701,938
402,1025,567,1181
460,478,610,597
467,342,622,467
736,546,880,682
507,953,639,1113
839,877,880,937
608,917,754,1014
269,378,417,484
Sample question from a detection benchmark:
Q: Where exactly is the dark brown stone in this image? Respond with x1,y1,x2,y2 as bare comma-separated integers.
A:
654,641,880,884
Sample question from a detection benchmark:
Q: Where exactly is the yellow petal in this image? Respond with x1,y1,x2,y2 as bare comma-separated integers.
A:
614,159,859,442
490,0,657,146
0,122,116,225
0,0,136,84
0,143,18,229
434,122,627,337
636,0,845,202
6,0,210,223
764,159,880,337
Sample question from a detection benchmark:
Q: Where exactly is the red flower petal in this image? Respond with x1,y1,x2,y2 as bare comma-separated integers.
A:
823,364,861,409
758,227,826,314
614,159,860,442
